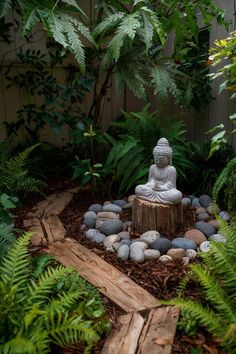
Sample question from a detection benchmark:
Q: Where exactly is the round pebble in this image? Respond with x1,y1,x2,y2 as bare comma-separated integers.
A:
172,237,197,251
199,241,212,252
197,212,210,221
167,248,185,259
93,233,106,243
140,230,161,245
84,211,97,220
159,255,173,263
199,195,212,208
123,202,133,209
182,257,190,266
118,245,130,260
88,204,103,213
208,219,220,230
130,247,144,263
144,249,161,260
123,221,132,231
103,234,120,248
181,197,191,206
113,242,121,252
103,200,111,205
219,211,230,221
151,238,172,255
118,231,130,240
130,241,148,250
185,249,197,259
85,229,100,239
209,234,226,243
83,217,96,228
121,239,131,246
196,207,206,214
184,229,207,246
112,200,127,207
95,219,106,229
97,212,120,220
128,194,136,203
98,219,124,236
195,221,216,237
207,204,220,215
103,204,122,214
192,197,201,208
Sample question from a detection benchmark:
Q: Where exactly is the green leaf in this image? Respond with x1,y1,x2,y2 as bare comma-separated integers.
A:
0,0,12,18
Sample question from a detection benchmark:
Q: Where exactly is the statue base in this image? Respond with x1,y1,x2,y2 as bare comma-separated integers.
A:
132,197,183,235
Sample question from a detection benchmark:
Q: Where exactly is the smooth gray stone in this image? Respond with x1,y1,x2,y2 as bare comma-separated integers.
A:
181,197,191,206
118,244,130,260
113,242,121,252
195,221,216,237
121,239,131,246
151,238,172,255
199,194,212,208
103,204,122,213
130,247,144,263
103,234,120,248
188,195,195,200
98,219,124,236
112,200,127,207
219,211,230,221
199,241,212,252
140,230,161,245
192,197,201,208
84,211,97,220
197,212,210,221
93,233,106,243
95,219,106,229
172,237,197,251
130,241,148,250
123,202,133,209
85,229,100,239
123,221,132,231
118,231,130,240
83,217,96,228
88,204,103,213
209,234,227,243
144,249,160,260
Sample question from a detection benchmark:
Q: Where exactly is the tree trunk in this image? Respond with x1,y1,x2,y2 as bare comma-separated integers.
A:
132,197,183,235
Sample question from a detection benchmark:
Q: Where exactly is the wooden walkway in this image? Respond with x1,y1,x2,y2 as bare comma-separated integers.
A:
24,189,179,354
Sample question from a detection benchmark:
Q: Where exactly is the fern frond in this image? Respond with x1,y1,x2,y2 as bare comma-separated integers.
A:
64,18,85,71
1,336,36,354
31,254,52,279
0,223,16,259
61,0,86,16
0,0,12,18
93,12,125,37
22,6,39,34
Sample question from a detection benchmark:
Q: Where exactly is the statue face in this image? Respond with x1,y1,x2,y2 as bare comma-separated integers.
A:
154,155,169,168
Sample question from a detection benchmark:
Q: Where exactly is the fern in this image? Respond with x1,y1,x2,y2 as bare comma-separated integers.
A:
213,157,236,210
0,0,12,18
164,219,236,351
0,222,16,259
0,233,109,353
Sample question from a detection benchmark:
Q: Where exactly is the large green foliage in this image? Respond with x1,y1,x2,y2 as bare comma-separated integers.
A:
164,220,236,351
105,104,194,193
0,233,109,353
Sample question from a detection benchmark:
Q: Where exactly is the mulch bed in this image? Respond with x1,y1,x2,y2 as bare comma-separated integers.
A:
15,180,227,354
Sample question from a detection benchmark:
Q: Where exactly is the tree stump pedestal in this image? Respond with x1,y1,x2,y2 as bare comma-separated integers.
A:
132,197,183,235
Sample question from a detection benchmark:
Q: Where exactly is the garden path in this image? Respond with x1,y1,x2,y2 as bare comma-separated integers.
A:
23,190,179,354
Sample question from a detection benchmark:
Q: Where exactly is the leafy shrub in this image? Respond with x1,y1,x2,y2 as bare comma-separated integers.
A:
165,220,236,352
0,233,109,353
105,104,195,194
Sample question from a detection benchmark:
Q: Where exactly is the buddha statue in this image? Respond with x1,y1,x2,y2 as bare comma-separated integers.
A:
135,138,182,204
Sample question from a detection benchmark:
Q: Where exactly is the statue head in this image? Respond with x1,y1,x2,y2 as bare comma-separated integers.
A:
153,138,172,167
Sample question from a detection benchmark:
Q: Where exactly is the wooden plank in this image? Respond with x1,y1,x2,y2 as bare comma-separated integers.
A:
23,218,45,245
137,306,179,354
41,216,66,242
27,194,58,218
43,192,73,217
44,240,159,312
102,313,144,354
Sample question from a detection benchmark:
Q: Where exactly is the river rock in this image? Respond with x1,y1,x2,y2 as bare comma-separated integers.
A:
121,239,131,246
144,249,161,260
197,212,210,221
172,237,197,251
93,233,106,243
199,241,212,252
103,200,111,205
123,221,132,231
98,219,123,236
130,247,144,263
181,197,191,206
159,255,173,263
95,219,106,229
85,229,100,239
208,219,220,230
192,197,201,208
151,238,172,255
112,199,127,207
195,221,216,237
219,211,230,221
207,204,220,215
199,195,212,208
84,211,97,220
123,202,133,209
103,204,122,213
88,204,103,213
128,194,136,203
118,231,130,240
184,229,207,246
130,241,148,250
185,249,197,259
103,234,120,248
182,257,190,266
167,248,185,259
97,212,120,220
209,234,226,243
83,217,96,228
118,244,130,260
196,207,207,214
140,230,161,245
113,242,121,252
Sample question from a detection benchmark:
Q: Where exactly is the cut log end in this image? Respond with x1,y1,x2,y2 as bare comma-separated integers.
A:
132,197,183,235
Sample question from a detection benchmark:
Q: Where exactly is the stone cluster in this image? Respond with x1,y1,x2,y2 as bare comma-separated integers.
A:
81,194,229,265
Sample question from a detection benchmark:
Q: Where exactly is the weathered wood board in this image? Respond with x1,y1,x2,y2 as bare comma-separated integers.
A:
44,239,160,312
102,313,144,354
41,216,66,242
43,191,73,217
132,197,183,235
137,306,179,354
23,218,46,245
